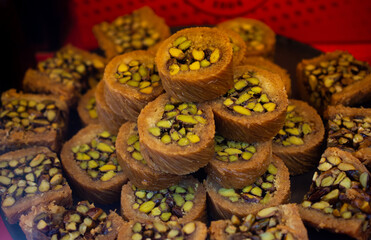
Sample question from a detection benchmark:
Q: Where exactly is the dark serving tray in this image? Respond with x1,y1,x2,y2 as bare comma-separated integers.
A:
1,30,355,239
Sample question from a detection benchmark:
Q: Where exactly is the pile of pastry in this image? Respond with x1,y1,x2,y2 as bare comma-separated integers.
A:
0,6,370,240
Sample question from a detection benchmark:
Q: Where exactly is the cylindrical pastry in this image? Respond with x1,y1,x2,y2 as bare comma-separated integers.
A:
299,147,371,240
209,65,288,143
77,87,99,126
241,56,291,96
118,220,207,240
273,99,325,175
217,18,276,59
156,27,234,102
206,134,272,189
92,6,171,59
137,94,215,175
325,105,371,168
19,201,124,240
61,124,128,204
95,80,126,134
0,147,72,224
121,176,206,224
218,28,247,66
103,50,164,121
297,50,371,113
210,204,308,240
205,155,290,220
116,122,182,190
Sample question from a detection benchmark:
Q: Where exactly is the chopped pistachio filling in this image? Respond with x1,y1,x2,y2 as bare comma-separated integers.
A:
72,131,121,182
100,12,160,54
229,37,241,53
131,221,197,240
127,127,146,165
223,71,276,115
0,153,67,208
302,155,371,231
148,100,207,147
0,99,63,131
273,104,313,146
115,60,160,94
85,97,98,120
131,183,198,222
166,36,221,75
217,163,277,203
231,23,265,51
328,114,370,152
214,135,256,162
224,211,297,240
38,49,103,87
33,201,113,239
304,53,371,108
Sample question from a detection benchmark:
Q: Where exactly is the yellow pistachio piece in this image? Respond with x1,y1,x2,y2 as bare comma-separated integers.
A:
189,61,200,71
210,48,220,63
233,106,251,116
192,49,205,61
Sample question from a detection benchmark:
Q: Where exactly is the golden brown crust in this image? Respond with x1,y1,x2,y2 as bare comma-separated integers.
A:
0,147,73,224
103,50,164,121
273,99,325,175
206,155,290,220
92,6,171,60
95,80,126,134
121,177,206,224
77,87,99,126
137,94,215,175
61,124,128,204
209,65,288,143
217,28,247,67
156,27,234,102
217,18,276,60
116,122,182,190
241,56,291,96
206,140,272,189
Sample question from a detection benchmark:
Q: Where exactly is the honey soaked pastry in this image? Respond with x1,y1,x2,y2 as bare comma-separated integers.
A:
103,50,164,121
273,99,325,175
93,6,170,59
325,105,371,168
210,65,288,143
19,201,124,240
206,134,272,189
217,18,276,59
121,176,206,224
77,87,99,126
297,51,371,113
23,45,105,106
299,148,371,240
0,147,72,224
206,155,290,220
210,204,308,240
61,124,128,204
156,27,234,102
0,89,69,154
116,122,182,190
137,94,215,175
218,28,247,66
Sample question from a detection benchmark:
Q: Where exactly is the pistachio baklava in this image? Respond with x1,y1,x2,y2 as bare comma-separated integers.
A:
156,27,234,102
0,89,68,154
61,124,128,204
137,94,215,175
297,51,371,113
209,65,288,143
23,45,105,107
19,201,124,240
206,134,272,189
103,50,164,121
217,18,276,59
273,99,325,175
299,147,371,240
206,155,290,220
93,6,170,59
77,87,99,126
0,147,72,224
118,220,207,240
116,122,182,190
209,204,308,240
121,176,206,224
